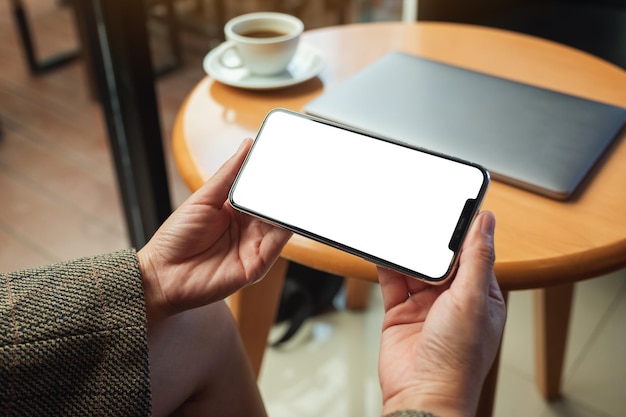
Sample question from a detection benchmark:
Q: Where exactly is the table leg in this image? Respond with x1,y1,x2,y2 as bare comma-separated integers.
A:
534,283,575,400
345,277,371,310
229,257,289,378
475,290,508,417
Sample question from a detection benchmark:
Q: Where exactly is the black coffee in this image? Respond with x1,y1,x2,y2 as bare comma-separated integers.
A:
241,29,286,38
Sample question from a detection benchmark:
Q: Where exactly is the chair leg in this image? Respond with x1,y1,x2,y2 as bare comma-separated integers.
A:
11,0,79,75
153,0,183,76
229,257,289,378
213,0,227,39
534,283,574,399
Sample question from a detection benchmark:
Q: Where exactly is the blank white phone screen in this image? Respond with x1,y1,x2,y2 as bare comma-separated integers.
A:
230,110,488,280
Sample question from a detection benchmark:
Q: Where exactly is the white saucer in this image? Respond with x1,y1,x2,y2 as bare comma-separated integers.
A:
203,41,326,90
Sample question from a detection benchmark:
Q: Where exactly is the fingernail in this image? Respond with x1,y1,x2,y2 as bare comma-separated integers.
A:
480,211,496,236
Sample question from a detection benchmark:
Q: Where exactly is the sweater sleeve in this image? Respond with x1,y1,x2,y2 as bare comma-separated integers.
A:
0,249,151,416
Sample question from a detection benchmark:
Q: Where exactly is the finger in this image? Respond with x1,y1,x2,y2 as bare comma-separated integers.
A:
257,223,293,266
378,267,408,312
193,139,253,207
378,267,429,312
451,211,496,296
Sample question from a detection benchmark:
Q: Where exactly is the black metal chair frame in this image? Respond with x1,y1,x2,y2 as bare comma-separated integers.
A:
10,0,80,75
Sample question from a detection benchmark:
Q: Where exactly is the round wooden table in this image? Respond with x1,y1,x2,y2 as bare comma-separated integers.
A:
172,22,626,417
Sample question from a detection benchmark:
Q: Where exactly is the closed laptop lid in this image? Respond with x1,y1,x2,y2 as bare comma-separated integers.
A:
304,52,626,200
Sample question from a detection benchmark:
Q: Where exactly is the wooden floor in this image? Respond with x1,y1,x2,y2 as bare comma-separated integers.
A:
0,0,388,272
0,1,203,271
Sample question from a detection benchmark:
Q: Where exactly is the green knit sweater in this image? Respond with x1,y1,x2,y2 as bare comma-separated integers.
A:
1,250,150,416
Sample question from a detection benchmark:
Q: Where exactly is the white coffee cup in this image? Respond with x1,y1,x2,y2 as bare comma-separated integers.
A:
224,12,304,76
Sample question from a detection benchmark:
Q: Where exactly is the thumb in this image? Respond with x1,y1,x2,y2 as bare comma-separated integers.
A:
451,211,496,297
191,138,253,207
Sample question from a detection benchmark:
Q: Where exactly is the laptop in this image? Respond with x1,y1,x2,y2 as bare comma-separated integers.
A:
304,52,626,200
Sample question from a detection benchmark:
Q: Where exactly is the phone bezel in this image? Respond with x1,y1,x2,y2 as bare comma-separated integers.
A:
229,108,490,283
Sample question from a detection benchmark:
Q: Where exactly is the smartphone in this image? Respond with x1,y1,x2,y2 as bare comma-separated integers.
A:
229,109,490,282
